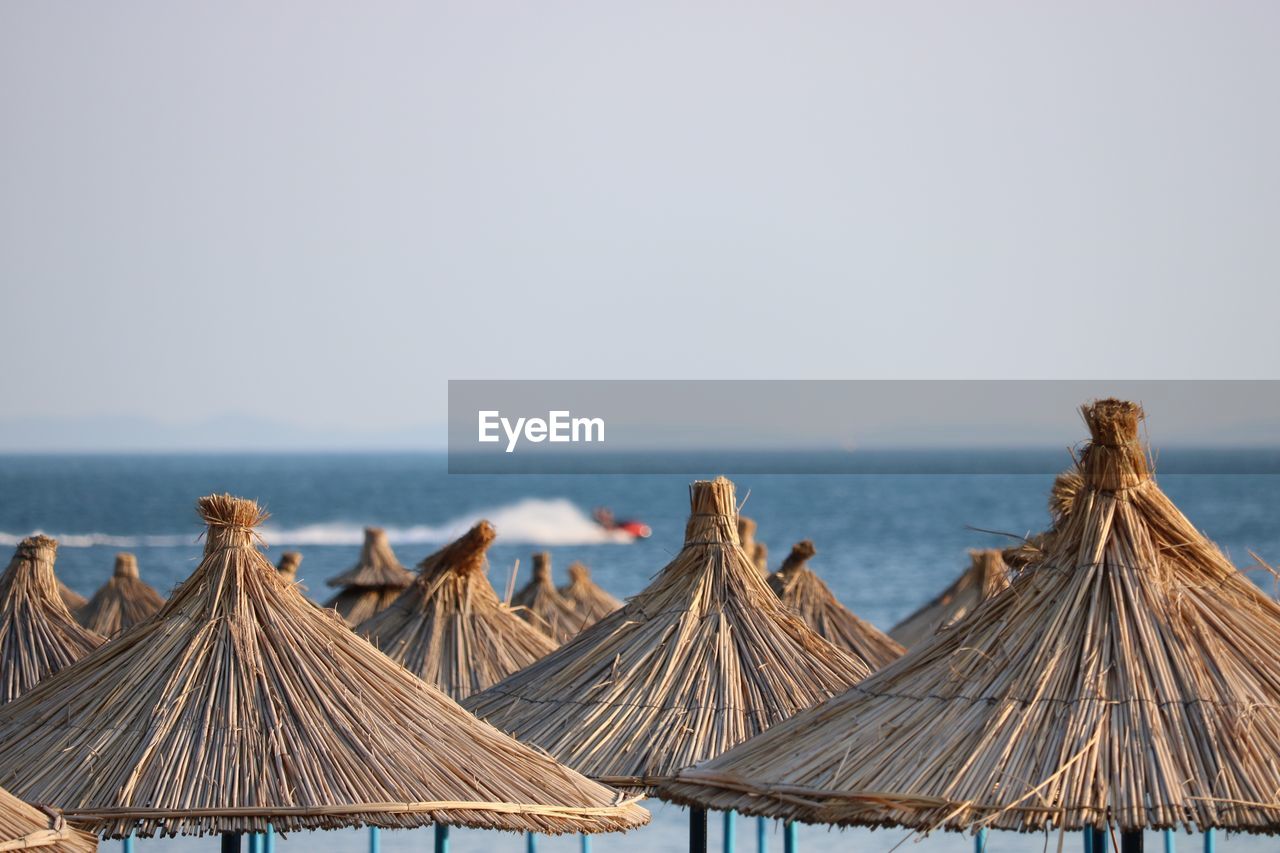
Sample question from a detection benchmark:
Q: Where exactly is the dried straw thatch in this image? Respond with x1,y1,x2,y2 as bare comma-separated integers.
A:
511,552,584,643
56,582,86,615
767,541,904,670
325,583,405,626
0,537,104,704
0,495,648,839
751,542,768,574
324,527,414,625
663,400,1280,835
0,787,96,853
358,521,557,701
1001,468,1085,571
465,477,870,794
557,562,622,627
888,549,1011,649
1000,535,1048,572
738,517,768,575
77,553,166,638
276,551,303,583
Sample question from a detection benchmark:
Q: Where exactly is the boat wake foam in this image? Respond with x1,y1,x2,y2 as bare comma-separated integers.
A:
0,498,636,549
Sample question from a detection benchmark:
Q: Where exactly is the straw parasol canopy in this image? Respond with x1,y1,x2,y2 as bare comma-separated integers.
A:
465,477,870,794
276,551,303,583
0,536,104,705
77,553,166,638
57,582,86,615
324,527,414,625
511,552,584,644
557,562,622,628
737,517,768,575
358,521,557,701
1002,468,1085,571
0,495,648,839
0,787,96,853
767,541,904,671
888,548,1011,649
662,399,1280,835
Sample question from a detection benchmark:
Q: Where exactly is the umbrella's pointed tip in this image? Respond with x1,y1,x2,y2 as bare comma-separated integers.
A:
197,494,269,529
1082,398,1143,445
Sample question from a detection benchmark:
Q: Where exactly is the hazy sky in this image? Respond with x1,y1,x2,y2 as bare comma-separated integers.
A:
2,3,1279,447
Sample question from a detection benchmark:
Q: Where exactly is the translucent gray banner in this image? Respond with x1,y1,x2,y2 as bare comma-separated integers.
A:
447,380,1280,474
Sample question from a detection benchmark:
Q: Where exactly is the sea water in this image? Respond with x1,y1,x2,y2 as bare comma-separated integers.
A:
1,452,1277,853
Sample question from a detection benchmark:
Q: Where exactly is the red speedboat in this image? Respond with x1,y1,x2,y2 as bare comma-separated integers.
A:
593,508,652,539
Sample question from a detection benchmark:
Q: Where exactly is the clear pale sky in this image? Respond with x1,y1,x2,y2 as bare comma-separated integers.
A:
2,3,1278,448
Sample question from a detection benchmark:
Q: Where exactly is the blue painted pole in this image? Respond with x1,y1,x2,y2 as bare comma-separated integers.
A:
265,826,275,853
756,817,767,853
783,822,797,853
1085,827,1094,853
122,835,134,853
368,827,380,853
724,810,736,853
1092,827,1110,853
579,834,591,853
1163,830,1174,853
248,833,261,853
975,827,987,853
433,824,449,853
1202,829,1214,853
525,832,538,853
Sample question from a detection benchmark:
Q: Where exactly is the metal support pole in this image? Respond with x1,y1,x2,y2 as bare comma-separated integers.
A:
221,833,242,853
525,832,537,853
724,811,736,853
122,836,134,853
1091,827,1110,853
369,827,380,853
248,834,261,853
975,827,987,853
265,827,275,853
1163,830,1173,853
579,834,591,853
433,824,449,853
756,818,767,853
1202,829,1214,853
690,808,708,853
1121,831,1143,853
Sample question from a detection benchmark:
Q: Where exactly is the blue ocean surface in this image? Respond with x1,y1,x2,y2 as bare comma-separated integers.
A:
0,452,1277,853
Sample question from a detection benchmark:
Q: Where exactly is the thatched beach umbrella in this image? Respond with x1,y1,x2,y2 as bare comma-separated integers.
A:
662,400,1280,849
0,786,96,853
276,551,303,583
1002,468,1085,571
0,536,103,704
893,468,1083,651
57,582,87,615
737,517,768,575
77,553,166,638
768,541,903,671
466,478,869,848
0,495,648,846
358,521,556,701
324,527,414,625
511,552,583,644
557,562,622,628
888,548,1011,649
